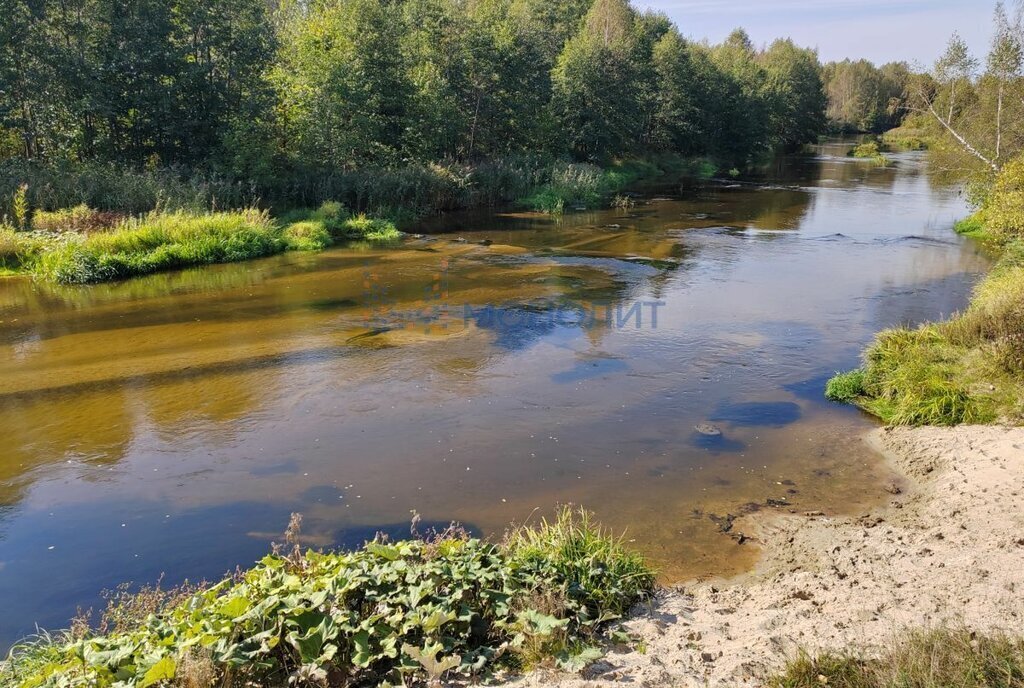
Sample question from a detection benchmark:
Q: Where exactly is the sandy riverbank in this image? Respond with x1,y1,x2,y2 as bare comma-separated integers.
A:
512,425,1024,687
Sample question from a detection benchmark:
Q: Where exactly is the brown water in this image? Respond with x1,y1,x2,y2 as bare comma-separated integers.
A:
0,143,990,647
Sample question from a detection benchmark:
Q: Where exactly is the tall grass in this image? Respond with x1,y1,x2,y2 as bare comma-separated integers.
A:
0,509,654,688
770,627,1024,688
827,240,1024,426
36,210,282,284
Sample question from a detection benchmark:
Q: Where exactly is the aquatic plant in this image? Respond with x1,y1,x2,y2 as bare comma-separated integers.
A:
282,220,333,251
0,508,654,688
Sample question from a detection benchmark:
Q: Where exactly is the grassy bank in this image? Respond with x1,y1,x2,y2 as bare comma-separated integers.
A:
825,240,1024,425
520,157,716,214
0,153,725,284
0,203,401,285
770,628,1024,687
0,155,717,226
0,508,654,688
826,156,1024,426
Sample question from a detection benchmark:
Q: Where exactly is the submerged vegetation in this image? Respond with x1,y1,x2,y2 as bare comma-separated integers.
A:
0,508,654,688
770,628,1024,688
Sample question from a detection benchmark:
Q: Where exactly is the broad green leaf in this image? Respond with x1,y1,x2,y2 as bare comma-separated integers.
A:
139,656,175,688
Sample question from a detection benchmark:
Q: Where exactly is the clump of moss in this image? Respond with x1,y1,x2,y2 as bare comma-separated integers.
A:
0,508,654,688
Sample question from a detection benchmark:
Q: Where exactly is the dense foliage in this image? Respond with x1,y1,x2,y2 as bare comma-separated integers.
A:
0,509,655,688
821,59,909,133
0,0,829,216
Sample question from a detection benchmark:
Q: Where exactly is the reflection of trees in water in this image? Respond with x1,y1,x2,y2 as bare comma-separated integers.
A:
0,389,133,509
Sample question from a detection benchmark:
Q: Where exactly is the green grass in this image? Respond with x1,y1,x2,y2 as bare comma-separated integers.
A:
35,209,284,284
0,508,654,688
1,201,403,285
827,239,1024,426
825,369,866,403
520,156,717,215
954,211,989,239
769,628,1024,688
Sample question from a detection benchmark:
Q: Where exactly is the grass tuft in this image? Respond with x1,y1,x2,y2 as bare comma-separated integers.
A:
35,209,282,284
770,628,1024,688
825,369,866,403
828,237,1024,426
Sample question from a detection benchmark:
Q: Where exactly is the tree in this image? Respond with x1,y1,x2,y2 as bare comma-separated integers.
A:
549,0,644,160
761,39,827,148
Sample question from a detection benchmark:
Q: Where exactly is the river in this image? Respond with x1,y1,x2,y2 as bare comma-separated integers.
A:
0,142,990,648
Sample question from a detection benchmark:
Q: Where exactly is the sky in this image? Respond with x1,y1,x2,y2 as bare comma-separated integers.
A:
636,0,999,66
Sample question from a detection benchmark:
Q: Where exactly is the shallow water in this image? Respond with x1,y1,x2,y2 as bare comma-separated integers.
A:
0,143,990,647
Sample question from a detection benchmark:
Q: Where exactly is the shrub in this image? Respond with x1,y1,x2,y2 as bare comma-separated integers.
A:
0,509,654,688
984,156,1024,239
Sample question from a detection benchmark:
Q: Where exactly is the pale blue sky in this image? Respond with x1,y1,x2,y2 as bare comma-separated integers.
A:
636,0,998,66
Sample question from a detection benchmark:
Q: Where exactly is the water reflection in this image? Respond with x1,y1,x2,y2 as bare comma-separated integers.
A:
0,143,992,647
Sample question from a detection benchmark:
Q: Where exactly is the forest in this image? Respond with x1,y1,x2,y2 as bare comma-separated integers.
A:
1,0,833,213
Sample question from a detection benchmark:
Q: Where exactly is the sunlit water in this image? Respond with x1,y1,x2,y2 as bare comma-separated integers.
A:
0,143,990,647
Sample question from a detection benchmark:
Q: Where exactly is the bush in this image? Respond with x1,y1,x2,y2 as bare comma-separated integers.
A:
769,628,1024,688
984,156,1024,239
0,508,654,688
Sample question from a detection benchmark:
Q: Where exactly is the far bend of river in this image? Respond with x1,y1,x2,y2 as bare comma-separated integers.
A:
0,142,991,647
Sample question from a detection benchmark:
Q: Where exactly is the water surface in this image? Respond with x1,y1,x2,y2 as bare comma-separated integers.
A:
0,143,989,647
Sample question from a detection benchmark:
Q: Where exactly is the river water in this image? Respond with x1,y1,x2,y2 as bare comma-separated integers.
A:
0,142,990,647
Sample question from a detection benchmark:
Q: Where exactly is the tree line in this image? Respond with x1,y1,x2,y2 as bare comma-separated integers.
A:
1,0,831,184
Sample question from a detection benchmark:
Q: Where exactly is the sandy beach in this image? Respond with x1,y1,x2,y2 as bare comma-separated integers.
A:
512,425,1024,687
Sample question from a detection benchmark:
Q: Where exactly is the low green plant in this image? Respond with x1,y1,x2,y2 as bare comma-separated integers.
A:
0,227,42,273
769,627,1024,688
36,209,282,284
850,141,882,159
31,205,123,233
827,240,1024,425
825,369,866,403
282,220,332,251
0,508,654,688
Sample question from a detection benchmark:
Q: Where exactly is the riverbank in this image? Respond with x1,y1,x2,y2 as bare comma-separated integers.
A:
510,425,1024,687
825,154,1024,426
0,155,713,284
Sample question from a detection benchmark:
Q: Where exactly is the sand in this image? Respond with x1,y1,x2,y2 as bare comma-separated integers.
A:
510,425,1024,687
